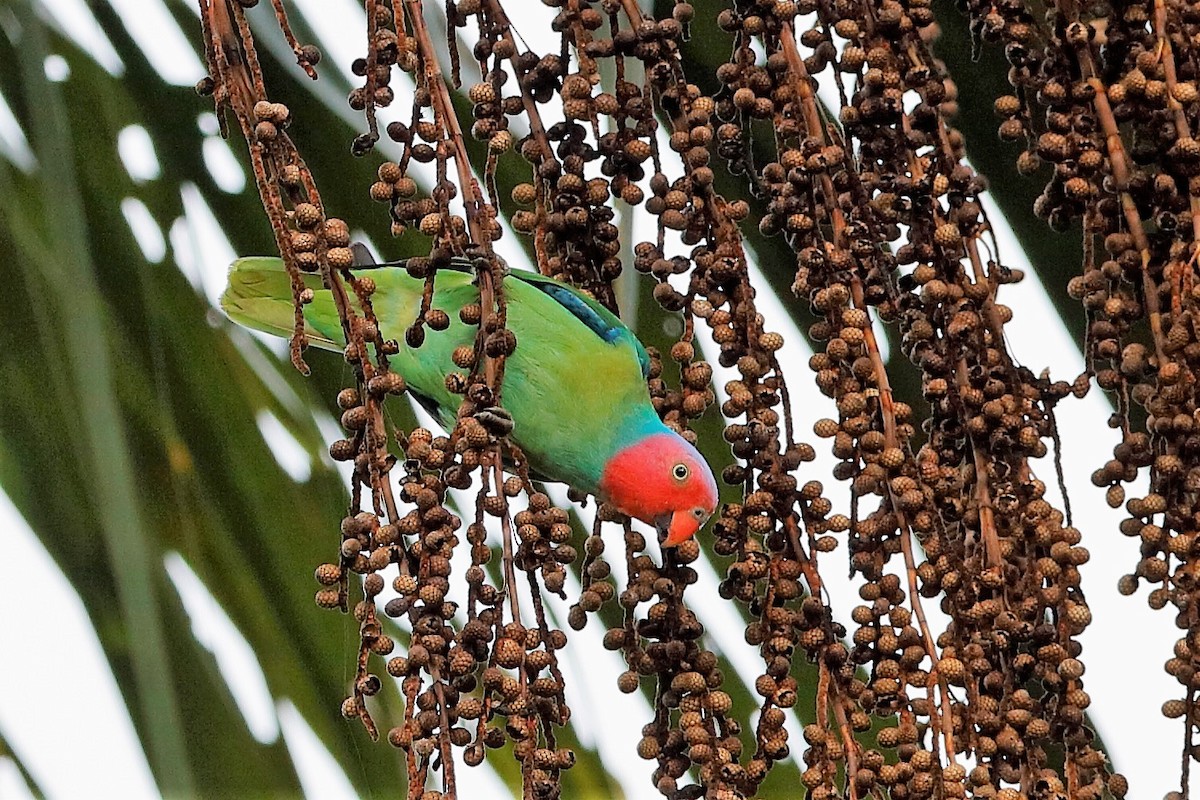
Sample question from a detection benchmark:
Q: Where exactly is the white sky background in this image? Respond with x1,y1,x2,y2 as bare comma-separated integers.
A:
0,0,1193,797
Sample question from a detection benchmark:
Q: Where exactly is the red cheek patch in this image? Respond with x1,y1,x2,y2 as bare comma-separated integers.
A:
598,433,677,524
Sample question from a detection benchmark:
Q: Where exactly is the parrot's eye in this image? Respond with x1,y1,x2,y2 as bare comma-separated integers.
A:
672,463,690,481
691,508,706,519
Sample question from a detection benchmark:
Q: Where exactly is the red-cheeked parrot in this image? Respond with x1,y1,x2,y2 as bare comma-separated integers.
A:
221,256,718,546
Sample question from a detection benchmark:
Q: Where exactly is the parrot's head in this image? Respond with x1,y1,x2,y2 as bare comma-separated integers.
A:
599,432,719,547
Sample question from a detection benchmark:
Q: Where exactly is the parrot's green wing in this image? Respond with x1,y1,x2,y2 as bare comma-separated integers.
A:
504,269,651,379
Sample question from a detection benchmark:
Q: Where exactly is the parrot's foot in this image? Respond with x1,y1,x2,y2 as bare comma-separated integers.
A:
475,406,514,436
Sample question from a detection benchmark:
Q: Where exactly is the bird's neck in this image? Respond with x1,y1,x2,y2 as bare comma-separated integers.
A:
612,404,672,452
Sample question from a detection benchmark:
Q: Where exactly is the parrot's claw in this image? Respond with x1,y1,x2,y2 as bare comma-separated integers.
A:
464,246,509,276
475,406,514,436
350,242,376,267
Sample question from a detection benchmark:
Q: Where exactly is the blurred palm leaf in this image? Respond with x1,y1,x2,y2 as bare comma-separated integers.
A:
0,2,394,795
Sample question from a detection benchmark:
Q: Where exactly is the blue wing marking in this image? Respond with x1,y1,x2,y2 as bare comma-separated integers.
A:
526,277,651,380
540,284,623,343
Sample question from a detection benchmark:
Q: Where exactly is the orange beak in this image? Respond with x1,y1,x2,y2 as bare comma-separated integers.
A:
656,511,705,548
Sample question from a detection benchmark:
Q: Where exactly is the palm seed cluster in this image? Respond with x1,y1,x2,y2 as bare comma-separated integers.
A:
961,0,1200,776
687,3,1122,798
197,0,1200,796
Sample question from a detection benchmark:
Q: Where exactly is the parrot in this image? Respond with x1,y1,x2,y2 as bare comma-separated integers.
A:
221,254,718,547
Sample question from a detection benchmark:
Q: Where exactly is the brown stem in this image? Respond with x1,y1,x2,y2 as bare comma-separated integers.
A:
850,284,961,764
525,568,569,724
363,0,380,142
815,654,830,736
616,0,645,27
354,607,381,739
829,688,861,800
1184,687,1195,799
566,0,598,83
431,672,458,797
230,5,268,101
1153,0,1200,319
952,360,1003,570
206,0,255,122
899,504,958,762
1081,71,1167,363
849,282,898,442
480,0,555,162
1065,740,1080,797
962,235,1010,356
402,0,488,246
495,462,523,627
266,0,317,77
782,516,864,793
402,674,422,798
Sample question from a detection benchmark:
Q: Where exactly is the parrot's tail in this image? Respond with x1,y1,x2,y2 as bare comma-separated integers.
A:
221,257,343,351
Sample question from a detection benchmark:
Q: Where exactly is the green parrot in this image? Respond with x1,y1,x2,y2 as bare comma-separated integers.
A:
221,256,717,546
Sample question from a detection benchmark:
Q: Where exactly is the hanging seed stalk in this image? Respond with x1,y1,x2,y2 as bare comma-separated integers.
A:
190,0,1200,795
